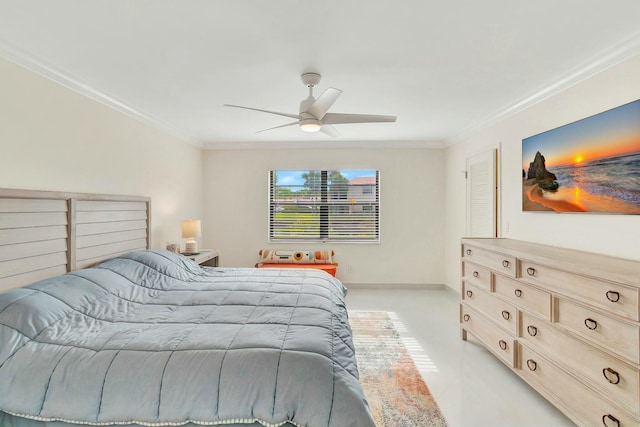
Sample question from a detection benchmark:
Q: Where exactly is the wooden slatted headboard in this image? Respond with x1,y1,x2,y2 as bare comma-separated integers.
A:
0,188,151,292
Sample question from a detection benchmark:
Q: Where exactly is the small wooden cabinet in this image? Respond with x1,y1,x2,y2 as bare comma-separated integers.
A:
460,238,640,426
186,249,219,267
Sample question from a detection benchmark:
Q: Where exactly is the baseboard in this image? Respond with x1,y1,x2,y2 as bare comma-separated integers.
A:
344,283,446,290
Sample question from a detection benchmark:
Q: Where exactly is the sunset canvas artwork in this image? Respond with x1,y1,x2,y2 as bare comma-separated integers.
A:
522,99,640,214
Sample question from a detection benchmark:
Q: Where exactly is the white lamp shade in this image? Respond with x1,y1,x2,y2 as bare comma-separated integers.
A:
182,220,201,238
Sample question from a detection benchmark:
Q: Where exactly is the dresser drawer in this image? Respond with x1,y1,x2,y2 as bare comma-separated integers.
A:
463,281,518,335
555,297,640,363
519,344,636,427
493,274,551,320
462,244,517,278
460,304,516,367
462,261,492,291
520,259,640,321
520,311,640,416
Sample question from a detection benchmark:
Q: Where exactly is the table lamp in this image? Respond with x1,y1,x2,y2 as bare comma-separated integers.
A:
182,219,201,254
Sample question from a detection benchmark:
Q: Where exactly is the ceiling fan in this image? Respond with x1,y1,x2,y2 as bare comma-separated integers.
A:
224,73,397,137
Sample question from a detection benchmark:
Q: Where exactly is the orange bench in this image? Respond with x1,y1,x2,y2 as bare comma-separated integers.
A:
258,263,337,277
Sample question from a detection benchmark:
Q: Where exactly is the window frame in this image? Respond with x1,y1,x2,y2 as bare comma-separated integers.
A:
268,169,380,243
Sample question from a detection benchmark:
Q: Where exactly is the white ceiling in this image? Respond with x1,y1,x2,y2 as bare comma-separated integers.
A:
1,1,640,149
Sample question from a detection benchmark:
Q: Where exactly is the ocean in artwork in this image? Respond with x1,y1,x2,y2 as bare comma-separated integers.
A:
550,152,640,205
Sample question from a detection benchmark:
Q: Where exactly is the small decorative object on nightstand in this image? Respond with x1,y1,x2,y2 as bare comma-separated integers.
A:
186,249,219,267
165,243,179,253
182,219,201,254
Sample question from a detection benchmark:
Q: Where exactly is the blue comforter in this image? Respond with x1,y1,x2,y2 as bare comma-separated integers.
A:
0,250,374,427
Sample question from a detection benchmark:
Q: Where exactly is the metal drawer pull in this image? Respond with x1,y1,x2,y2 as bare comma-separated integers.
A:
526,267,536,276
466,290,473,298
602,368,621,385
502,260,510,268
602,414,620,427
527,325,538,336
606,291,620,303
501,310,510,320
514,289,523,297
498,340,508,351
526,359,537,371
466,249,472,256
584,318,598,330
463,314,470,322
473,271,479,278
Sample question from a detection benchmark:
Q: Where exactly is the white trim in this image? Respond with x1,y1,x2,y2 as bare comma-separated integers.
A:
345,283,445,290
0,39,202,148
4,27,638,151
447,31,640,146
204,139,446,150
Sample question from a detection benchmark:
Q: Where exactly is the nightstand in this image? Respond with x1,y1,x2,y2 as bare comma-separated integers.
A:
185,249,219,267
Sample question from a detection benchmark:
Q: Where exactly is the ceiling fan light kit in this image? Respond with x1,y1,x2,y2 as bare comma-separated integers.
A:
300,118,322,132
224,73,397,137
299,111,322,132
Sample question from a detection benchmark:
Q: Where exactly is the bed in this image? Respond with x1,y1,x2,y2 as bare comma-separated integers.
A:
0,189,375,427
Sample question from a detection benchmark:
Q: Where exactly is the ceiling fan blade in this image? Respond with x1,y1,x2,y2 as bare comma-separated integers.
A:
256,121,300,134
322,113,397,125
307,88,342,119
320,125,341,138
224,104,300,120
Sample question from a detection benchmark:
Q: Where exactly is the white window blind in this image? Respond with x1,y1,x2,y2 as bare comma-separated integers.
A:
269,170,380,242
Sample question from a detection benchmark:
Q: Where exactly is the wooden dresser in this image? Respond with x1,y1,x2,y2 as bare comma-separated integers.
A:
460,238,640,427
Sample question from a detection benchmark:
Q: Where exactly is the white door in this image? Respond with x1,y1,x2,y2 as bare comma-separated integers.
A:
466,149,497,237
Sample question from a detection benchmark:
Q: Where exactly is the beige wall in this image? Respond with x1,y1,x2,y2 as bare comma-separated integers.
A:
0,57,203,249
203,147,446,285
9,44,635,291
445,54,640,291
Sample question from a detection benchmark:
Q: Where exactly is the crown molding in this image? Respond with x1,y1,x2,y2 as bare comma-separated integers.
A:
0,38,202,148
446,31,640,147
4,29,638,152
202,139,446,150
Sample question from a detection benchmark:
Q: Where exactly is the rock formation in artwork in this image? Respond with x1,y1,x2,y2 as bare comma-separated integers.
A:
527,151,559,190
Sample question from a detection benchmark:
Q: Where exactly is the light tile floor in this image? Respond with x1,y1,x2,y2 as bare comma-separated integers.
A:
346,288,576,427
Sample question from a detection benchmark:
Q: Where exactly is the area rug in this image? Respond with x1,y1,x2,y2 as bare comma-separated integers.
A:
350,311,448,427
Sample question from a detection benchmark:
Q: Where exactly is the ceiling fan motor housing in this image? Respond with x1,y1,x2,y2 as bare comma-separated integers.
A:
299,96,316,115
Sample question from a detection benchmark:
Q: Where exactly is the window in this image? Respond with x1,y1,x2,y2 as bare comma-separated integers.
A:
269,170,379,242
